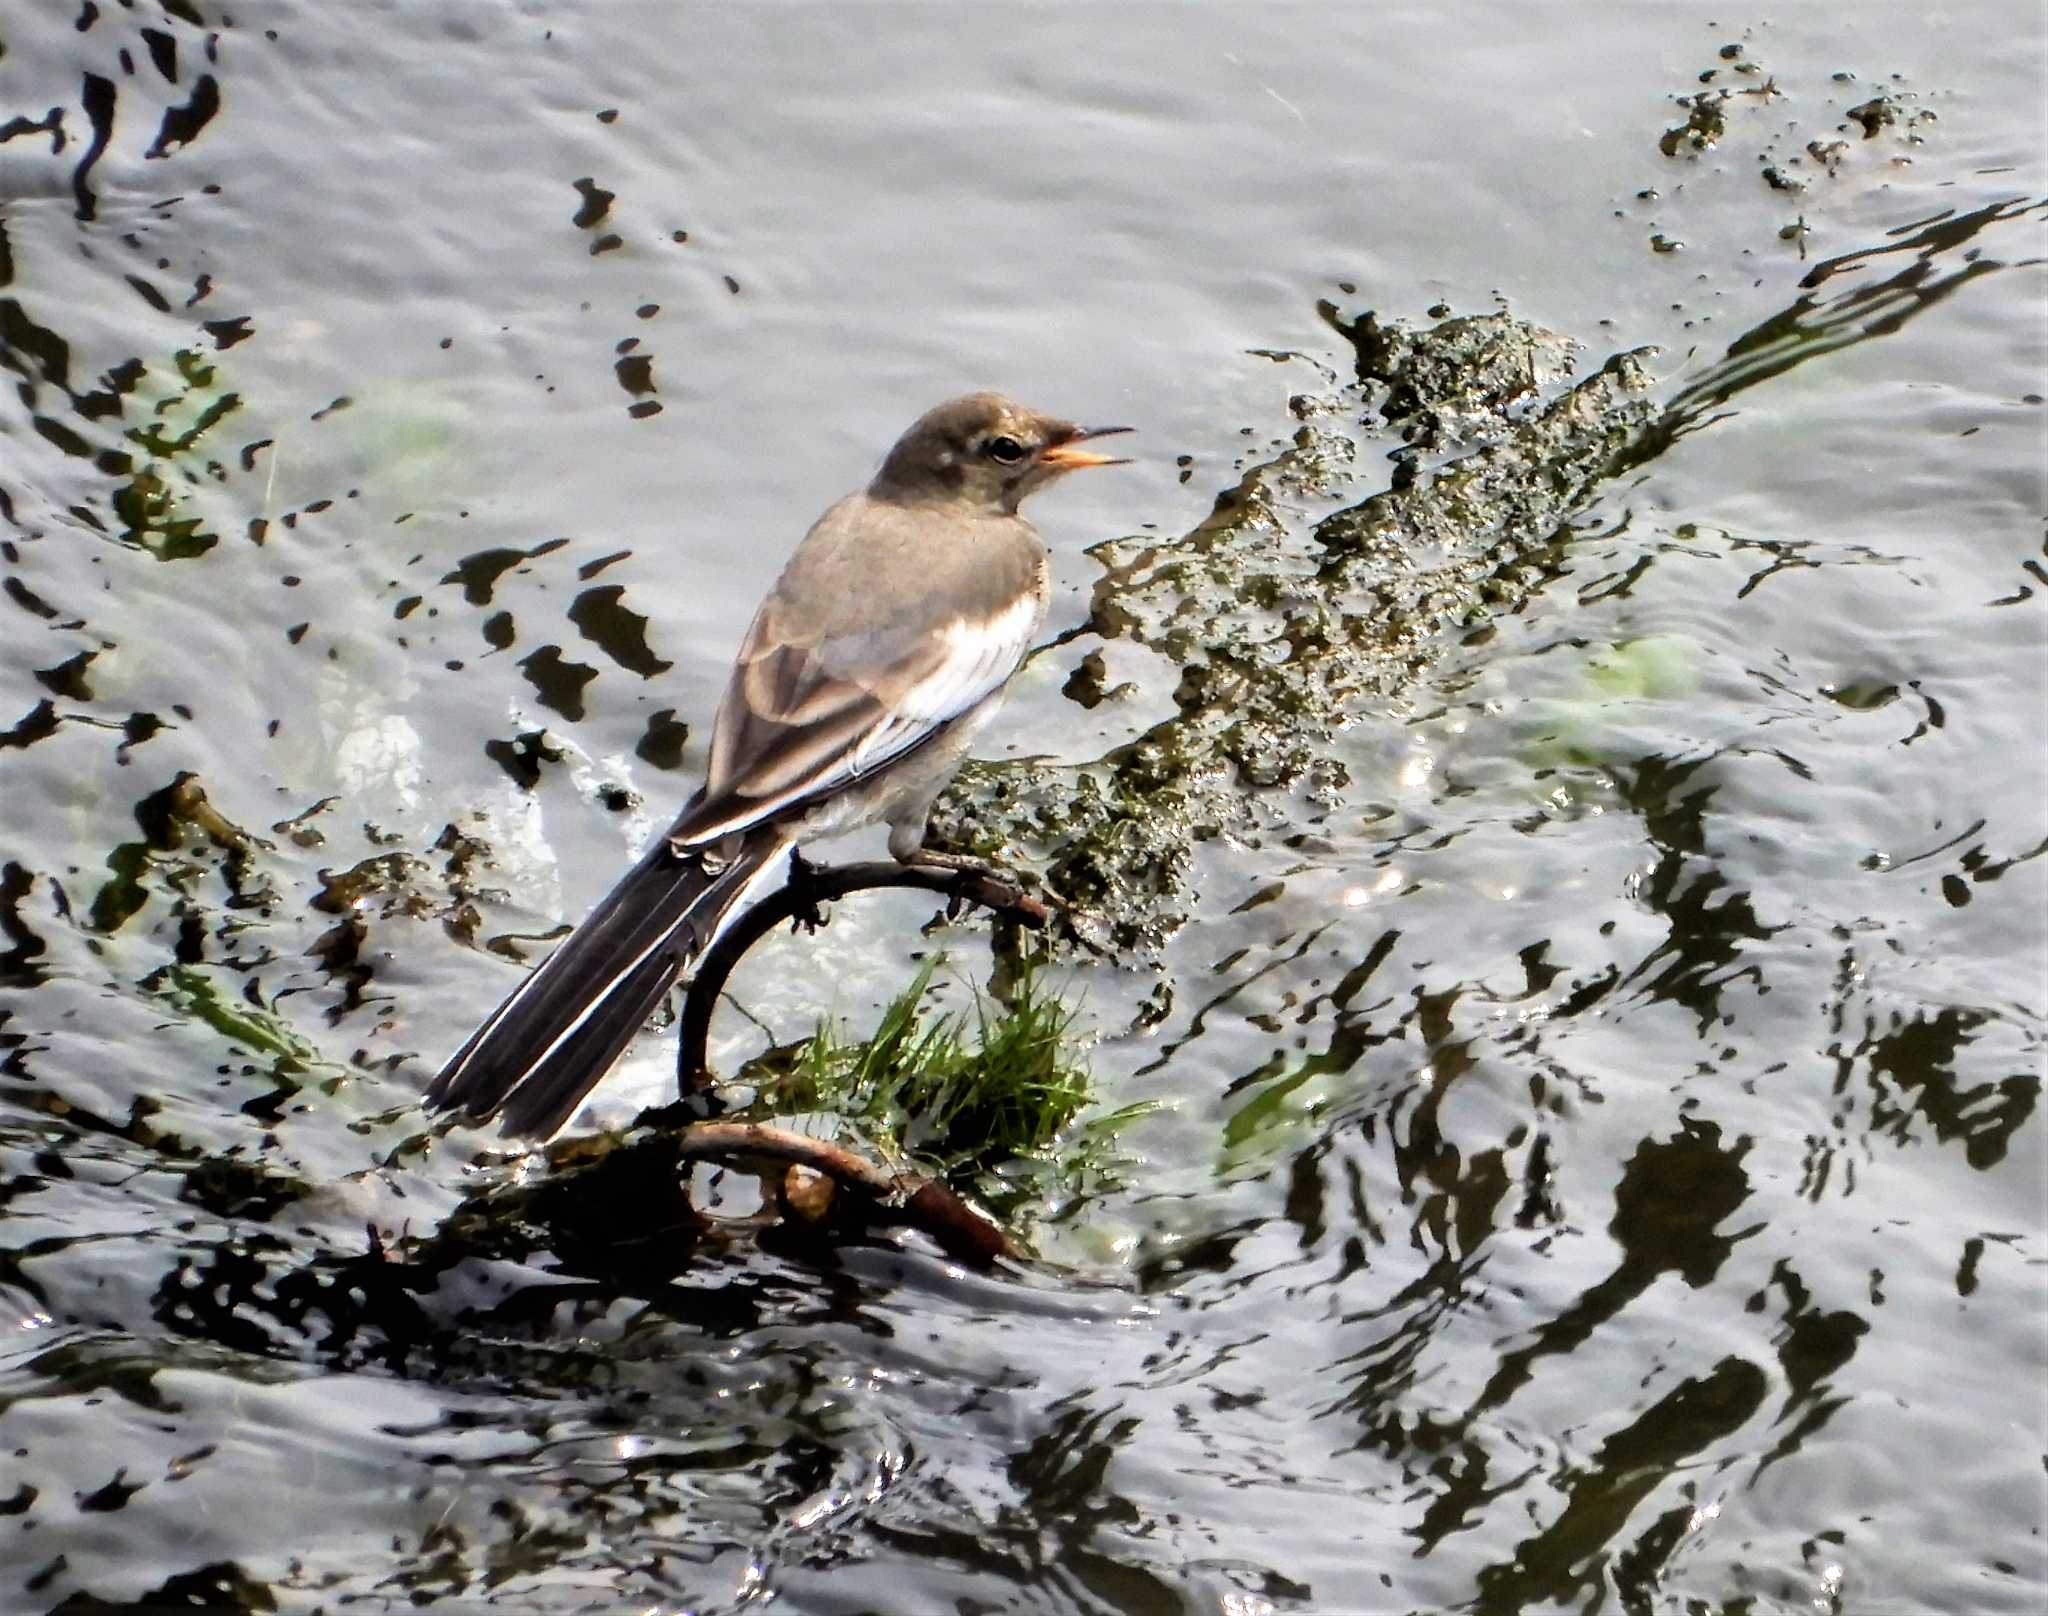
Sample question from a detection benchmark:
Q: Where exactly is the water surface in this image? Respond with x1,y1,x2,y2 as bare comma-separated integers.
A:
0,4,2042,1612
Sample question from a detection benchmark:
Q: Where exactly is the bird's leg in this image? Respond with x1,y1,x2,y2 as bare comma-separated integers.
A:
903,846,1010,880
887,803,1018,906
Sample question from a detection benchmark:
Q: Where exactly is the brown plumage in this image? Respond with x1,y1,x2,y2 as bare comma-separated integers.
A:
425,394,1131,1138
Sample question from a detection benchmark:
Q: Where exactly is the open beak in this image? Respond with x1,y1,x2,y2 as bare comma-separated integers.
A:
1039,423,1135,470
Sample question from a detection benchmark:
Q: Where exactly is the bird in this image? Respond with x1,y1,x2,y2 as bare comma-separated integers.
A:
424,393,1132,1138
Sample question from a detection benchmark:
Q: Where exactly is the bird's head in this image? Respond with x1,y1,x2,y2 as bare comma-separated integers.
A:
869,392,1132,513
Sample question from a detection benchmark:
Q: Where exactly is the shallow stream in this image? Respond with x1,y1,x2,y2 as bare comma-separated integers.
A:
1,6,2042,1612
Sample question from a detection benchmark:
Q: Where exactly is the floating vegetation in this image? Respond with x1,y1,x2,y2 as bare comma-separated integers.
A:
116,346,243,559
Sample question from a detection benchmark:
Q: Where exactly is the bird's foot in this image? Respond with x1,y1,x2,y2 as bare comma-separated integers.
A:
911,851,1111,951
904,849,1047,924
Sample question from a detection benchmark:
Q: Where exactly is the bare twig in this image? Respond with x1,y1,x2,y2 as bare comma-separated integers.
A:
674,1120,904,1195
674,1121,1016,1262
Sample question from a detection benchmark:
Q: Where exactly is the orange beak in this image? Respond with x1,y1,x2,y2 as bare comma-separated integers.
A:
1039,424,1134,470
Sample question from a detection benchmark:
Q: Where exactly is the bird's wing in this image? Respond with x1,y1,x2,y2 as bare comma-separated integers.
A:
670,588,1041,846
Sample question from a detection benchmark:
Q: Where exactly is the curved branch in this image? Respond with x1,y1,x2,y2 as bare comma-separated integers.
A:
673,1120,1016,1262
673,1119,904,1195
675,853,1051,1097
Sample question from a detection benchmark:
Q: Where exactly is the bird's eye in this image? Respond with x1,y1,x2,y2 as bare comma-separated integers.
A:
983,435,1027,465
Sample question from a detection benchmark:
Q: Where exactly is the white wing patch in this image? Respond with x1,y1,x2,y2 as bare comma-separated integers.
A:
679,593,1041,845
848,594,1041,774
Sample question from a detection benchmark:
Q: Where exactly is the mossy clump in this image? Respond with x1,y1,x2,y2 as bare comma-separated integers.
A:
928,309,1659,951
748,958,1143,1222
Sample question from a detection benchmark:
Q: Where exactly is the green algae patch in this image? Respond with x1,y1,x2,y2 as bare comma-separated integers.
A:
1518,634,1706,773
144,963,315,1060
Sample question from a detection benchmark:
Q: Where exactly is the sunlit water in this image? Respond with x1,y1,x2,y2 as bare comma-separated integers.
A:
1,5,2042,1613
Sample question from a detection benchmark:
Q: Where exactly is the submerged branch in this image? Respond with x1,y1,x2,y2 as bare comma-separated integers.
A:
673,1120,1017,1263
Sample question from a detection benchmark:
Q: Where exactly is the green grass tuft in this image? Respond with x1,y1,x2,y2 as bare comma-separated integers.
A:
748,956,1142,1222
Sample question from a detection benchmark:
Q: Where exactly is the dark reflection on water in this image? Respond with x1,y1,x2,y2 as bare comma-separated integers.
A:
0,3,2043,1613
1461,1121,1757,1423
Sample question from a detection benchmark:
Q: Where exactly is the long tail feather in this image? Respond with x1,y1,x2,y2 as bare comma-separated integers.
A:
425,831,778,1136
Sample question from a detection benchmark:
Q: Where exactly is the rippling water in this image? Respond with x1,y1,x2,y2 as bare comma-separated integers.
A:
1,5,2042,1613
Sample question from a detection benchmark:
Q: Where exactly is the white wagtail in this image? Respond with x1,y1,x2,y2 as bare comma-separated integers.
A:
425,393,1132,1137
